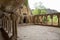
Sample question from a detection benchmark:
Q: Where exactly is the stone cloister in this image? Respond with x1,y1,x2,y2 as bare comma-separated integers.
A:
0,0,60,40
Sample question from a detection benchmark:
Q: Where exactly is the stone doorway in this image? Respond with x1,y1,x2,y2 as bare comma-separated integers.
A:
23,17,27,23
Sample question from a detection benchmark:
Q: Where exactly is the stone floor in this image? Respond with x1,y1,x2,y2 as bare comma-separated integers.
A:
0,31,4,40
17,24,60,40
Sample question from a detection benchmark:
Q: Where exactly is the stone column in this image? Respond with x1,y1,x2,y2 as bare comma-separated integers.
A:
32,16,35,24
39,16,41,24
6,19,8,32
40,16,43,25
2,17,4,29
31,16,34,24
38,16,39,24
4,17,6,29
45,15,47,25
11,13,17,40
58,15,60,27
35,16,37,24
5,17,7,31
37,16,39,24
8,19,11,33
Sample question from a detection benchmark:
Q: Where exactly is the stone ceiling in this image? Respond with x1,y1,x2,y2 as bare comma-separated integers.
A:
0,0,25,12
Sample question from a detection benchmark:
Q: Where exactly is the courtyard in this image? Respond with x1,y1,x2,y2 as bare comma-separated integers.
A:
17,24,60,40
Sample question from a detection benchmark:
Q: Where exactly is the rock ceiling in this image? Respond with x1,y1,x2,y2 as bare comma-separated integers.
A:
0,0,25,12
0,0,24,6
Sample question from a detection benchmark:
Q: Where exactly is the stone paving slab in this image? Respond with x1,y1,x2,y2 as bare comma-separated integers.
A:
17,25,60,40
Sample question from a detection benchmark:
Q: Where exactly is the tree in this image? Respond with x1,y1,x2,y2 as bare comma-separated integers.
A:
24,0,28,6
32,8,41,15
32,2,46,15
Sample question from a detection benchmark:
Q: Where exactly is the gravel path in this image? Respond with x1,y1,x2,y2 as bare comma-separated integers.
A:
17,25,60,40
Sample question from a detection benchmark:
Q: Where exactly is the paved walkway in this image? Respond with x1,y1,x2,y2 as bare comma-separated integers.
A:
17,24,60,40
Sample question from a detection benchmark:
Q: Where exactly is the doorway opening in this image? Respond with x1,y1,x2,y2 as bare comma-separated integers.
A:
23,17,26,23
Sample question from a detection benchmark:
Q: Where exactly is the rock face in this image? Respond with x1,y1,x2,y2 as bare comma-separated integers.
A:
0,0,24,6
0,0,25,13
0,0,25,25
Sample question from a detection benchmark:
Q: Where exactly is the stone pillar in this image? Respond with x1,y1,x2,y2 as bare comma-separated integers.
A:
39,16,41,24
31,16,34,24
33,16,35,24
34,16,35,24
11,13,17,40
38,16,39,24
29,16,31,24
58,15,60,27
8,19,11,33
29,16,32,24
40,16,43,25
4,16,6,29
35,16,37,24
37,16,39,24
45,15,47,25
2,18,3,28
5,17,7,31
